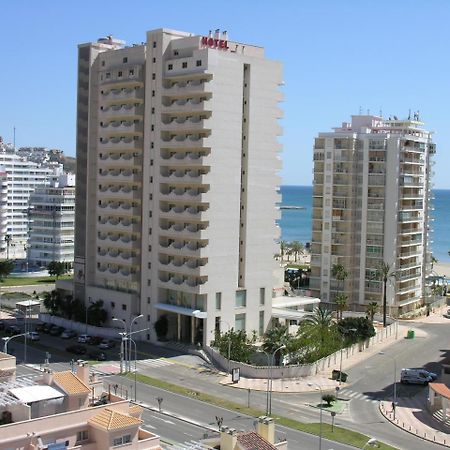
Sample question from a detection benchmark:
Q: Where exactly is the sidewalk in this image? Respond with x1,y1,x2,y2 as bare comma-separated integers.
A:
220,321,420,393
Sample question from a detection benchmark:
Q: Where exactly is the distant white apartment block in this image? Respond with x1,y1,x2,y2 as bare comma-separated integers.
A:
28,174,75,268
311,115,435,315
0,151,64,260
73,29,283,344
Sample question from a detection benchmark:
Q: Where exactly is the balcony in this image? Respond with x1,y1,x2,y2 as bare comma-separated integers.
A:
160,150,210,166
160,186,210,202
161,97,213,114
160,223,209,239
158,259,208,277
100,137,143,150
161,134,212,150
159,240,208,258
160,169,210,185
101,104,144,119
102,86,143,101
100,121,144,136
163,78,211,95
99,168,141,183
158,274,208,294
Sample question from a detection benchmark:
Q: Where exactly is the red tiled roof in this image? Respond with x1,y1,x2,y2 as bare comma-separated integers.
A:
237,431,278,450
429,382,450,400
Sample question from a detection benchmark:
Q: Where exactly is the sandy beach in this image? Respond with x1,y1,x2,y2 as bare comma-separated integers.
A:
433,261,450,278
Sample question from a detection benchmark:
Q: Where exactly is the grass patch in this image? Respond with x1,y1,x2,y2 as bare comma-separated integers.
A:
2,292,32,299
310,400,346,414
0,275,72,286
125,373,398,450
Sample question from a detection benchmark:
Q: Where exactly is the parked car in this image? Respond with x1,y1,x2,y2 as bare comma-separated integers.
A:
78,334,91,344
61,330,77,339
99,339,116,349
406,368,438,381
66,345,87,355
42,323,52,334
89,336,103,346
400,368,434,385
6,325,21,336
28,331,40,341
35,322,45,332
88,351,107,361
49,326,65,336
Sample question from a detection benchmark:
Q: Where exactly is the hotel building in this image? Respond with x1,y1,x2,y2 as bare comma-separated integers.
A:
28,174,75,268
73,29,283,344
310,115,435,315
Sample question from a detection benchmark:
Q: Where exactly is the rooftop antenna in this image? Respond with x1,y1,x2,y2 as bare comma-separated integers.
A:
379,108,383,118
367,109,370,115
358,106,363,114
407,109,411,120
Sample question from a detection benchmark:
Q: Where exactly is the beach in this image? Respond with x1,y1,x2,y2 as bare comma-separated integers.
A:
433,262,450,278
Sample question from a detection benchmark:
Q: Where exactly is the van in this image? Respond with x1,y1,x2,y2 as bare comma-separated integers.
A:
400,368,434,385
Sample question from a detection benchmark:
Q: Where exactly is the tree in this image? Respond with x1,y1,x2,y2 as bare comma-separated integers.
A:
290,241,304,262
47,261,67,280
154,315,169,340
42,290,63,316
322,394,336,406
280,241,287,260
335,292,348,321
212,329,255,364
0,260,14,281
262,324,291,365
338,317,375,343
375,262,397,327
87,300,107,326
366,302,379,323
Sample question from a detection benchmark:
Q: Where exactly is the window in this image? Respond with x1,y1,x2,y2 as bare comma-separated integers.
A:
196,60,202,67
260,288,265,305
105,72,111,79
152,73,156,80
182,62,188,68
101,61,105,67
215,292,222,310
215,316,221,334
122,304,127,311
153,41,157,48
152,90,155,97
152,57,156,63
147,297,151,304
147,315,150,321
151,107,155,114
235,313,246,331
168,64,173,71
259,311,264,335
151,125,154,131
76,430,89,442
174,50,179,56
129,69,134,76
123,57,128,63
113,434,131,447
118,71,122,77
151,142,154,149
111,301,115,309
235,290,246,308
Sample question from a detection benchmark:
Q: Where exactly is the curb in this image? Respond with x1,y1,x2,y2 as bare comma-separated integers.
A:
379,401,450,448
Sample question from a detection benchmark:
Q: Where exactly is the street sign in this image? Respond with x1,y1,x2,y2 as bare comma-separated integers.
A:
231,367,240,383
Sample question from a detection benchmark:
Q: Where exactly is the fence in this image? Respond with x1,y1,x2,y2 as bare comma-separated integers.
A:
205,321,398,379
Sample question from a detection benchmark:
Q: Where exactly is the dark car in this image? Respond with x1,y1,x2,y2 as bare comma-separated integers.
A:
88,351,107,361
99,339,116,349
61,330,77,339
42,323,52,334
66,345,87,355
6,325,21,336
49,326,64,336
0,320,5,331
89,336,103,346
35,322,46,332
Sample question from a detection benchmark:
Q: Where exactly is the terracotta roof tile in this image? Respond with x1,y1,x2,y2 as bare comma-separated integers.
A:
52,371,91,395
88,407,143,430
237,431,278,450
129,404,143,417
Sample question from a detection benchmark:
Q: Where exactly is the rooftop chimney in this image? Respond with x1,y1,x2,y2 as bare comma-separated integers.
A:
220,426,237,450
257,416,275,444
76,362,90,385
42,368,53,386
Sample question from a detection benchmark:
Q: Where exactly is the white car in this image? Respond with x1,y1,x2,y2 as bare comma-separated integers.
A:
77,334,91,344
28,332,40,341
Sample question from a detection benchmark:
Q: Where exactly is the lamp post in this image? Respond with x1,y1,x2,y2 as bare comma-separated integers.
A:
113,318,127,373
263,344,286,416
2,333,27,355
129,337,137,401
129,315,143,372
308,382,323,450
379,351,397,419
15,309,28,363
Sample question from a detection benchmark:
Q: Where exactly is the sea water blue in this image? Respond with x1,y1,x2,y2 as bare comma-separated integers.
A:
278,185,450,263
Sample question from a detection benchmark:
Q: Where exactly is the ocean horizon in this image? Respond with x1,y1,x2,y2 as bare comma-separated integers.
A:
279,185,450,263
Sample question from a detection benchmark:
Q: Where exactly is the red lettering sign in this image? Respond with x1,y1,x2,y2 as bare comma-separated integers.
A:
201,36,229,51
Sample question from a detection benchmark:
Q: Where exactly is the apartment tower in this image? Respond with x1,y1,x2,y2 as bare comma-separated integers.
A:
74,29,283,344
311,115,435,316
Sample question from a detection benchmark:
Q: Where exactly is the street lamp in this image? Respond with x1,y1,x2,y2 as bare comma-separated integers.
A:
379,351,397,419
129,337,138,401
362,437,378,449
308,382,323,450
129,314,143,372
15,309,29,363
263,344,286,416
2,333,27,355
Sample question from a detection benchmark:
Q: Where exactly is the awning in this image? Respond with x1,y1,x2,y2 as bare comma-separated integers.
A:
271,308,310,320
429,383,450,400
154,303,205,317
9,385,65,403
272,296,321,308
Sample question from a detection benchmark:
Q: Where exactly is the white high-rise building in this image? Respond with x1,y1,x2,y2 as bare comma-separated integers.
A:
74,29,283,344
311,115,435,316
0,151,64,260
28,174,75,268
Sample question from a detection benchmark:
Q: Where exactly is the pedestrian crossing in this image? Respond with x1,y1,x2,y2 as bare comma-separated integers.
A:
338,388,380,403
136,358,174,369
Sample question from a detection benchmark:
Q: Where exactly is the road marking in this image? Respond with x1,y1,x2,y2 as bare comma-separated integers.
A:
138,358,174,368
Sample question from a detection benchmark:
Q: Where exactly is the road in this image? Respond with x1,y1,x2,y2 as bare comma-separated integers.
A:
9,319,450,449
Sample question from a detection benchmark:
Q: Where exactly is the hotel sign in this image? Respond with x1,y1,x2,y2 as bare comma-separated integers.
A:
201,36,229,50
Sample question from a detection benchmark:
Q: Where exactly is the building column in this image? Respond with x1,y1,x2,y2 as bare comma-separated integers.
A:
177,314,181,341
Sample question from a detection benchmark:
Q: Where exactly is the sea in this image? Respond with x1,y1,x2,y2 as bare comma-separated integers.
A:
278,185,450,263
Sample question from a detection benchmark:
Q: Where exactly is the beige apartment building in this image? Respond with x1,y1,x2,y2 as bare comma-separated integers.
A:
73,29,283,344
310,115,435,315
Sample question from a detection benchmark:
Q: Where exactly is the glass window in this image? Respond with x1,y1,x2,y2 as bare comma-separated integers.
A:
259,288,265,305
168,64,173,71
215,292,222,310
76,430,88,442
196,60,202,67
235,313,246,331
215,316,221,334
123,57,128,63
259,311,264,335
182,62,188,68
235,290,246,308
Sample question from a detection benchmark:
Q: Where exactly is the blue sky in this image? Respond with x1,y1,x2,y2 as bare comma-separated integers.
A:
1,0,449,187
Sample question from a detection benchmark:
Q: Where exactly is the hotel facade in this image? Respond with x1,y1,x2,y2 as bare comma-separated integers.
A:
74,29,283,344
310,115,435,316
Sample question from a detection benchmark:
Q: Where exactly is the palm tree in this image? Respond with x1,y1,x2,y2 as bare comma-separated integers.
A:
375,262,397,327
365,301,379,323
335,292,348,321
303,306,334,345
290,241,304,262
280,241,287,260
262,324,290,365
